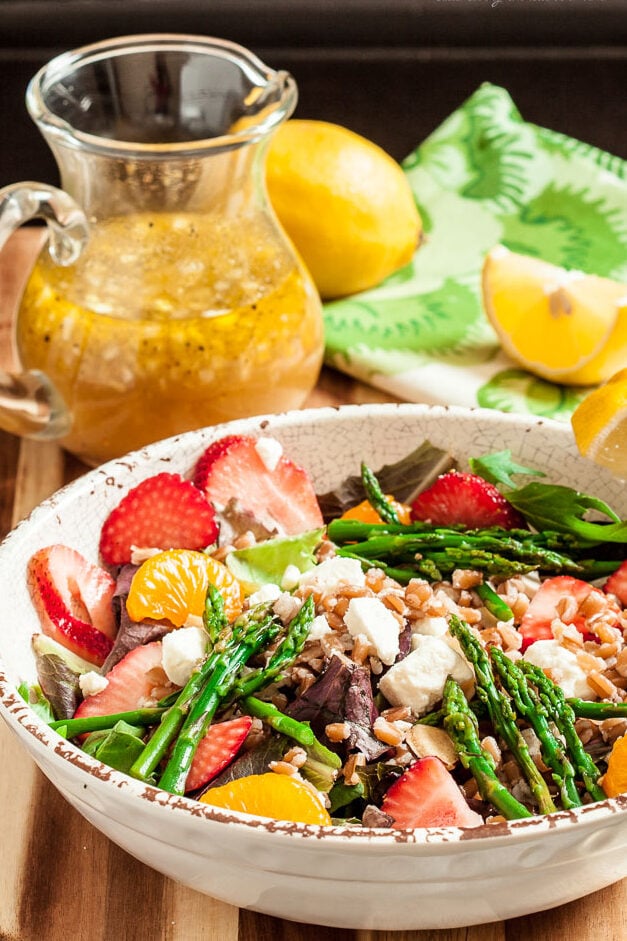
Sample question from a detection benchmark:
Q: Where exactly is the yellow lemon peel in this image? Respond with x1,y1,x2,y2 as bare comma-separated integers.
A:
571,369,627,478
266,119,422,299
482,245,627,385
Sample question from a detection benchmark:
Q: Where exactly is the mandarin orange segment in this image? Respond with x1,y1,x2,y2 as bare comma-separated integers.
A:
126,549,244,627
602,734,627,798
199,772,332,825
340,496,412,525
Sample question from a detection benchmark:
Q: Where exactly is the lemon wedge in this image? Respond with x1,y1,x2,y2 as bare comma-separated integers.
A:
482,246,627,385
571,369,627,477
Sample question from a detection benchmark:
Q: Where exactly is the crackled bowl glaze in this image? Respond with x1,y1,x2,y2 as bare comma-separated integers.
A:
1,404,626,931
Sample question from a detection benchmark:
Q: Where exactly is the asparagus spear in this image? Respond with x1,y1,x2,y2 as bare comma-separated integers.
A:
129,602,278,784
474,582,514,622
360,463,401,524
520,662,607,802
51,707,166,737
203,581,228,644
158,606,281,794
227,595,314,700
448,615,556,814
327,520,622,580
241,695,341,770
442,678,532,819
568,699,627,720
490,647,581,809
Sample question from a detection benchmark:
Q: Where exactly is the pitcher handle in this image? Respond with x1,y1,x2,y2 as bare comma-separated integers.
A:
0,182,89,439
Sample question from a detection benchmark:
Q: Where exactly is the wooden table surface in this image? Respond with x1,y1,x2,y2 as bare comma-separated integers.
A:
1,230,626,941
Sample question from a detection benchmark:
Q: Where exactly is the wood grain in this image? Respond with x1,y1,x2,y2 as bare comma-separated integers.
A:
1,228,625,941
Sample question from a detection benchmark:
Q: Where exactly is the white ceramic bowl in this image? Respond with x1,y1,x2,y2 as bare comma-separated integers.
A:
1,403,626,931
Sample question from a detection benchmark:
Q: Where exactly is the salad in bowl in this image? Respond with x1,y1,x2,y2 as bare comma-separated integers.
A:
1,403,626,930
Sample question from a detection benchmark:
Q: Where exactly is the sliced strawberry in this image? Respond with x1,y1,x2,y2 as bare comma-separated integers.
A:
74,641,167,720
604,561,627,607
381,756,483,829
99,472,218,566
410,471,525,530
28,545,116,667
519,575,619,651
185,715,253,792
193,434,324,536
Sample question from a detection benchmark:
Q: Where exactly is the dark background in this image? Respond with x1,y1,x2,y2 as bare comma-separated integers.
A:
0,0,626,185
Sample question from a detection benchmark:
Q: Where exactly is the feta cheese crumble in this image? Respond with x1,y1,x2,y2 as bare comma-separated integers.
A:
298,556,366,593
254,436,283,472
523,639,600,700
308,614,333,642
281,564,302,590
379,634,474,716
411,615,449,637
248,582,282,606
79,671,109,698
344,596,400,666
161,627,209,687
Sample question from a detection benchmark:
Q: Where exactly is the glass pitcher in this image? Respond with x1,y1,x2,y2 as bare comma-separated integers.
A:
0,34,324,466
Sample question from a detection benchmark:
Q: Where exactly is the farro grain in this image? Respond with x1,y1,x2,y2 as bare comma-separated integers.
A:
343,753,366,786
587,670,620,700
481,735,502,766
458,606,482,625
577,650,605,673
405,579,433,606
325,722,350,742
556,594,579,623
580,591,609,618
614,648,627,678
380,591,407,614
574,719,597,745
502,759,523,785
373,716,405,746
233,530,257,549
553,622,583,648
479,627,503,648
320,633,347,656
325,611,345,631
605,671,627,690
366,568,387,591
596,642,621,661
306,657,325,673
453,569,483,590
510,593,530,620
269,760,300,776
351,634,373,665
594,623,623,645
271,692,289,711
331,596,349,618
283,746,308,768
600,718,627,744
381,705,413,722
497,621,522,652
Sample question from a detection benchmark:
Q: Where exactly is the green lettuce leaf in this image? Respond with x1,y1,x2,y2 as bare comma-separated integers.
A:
317,441,453,520
82,720,146,773
18,682,55,723
226,528,324,590
506,483,627,543
469,450,544,489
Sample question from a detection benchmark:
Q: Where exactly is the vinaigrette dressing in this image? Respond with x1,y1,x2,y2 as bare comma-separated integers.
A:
17,212,324,465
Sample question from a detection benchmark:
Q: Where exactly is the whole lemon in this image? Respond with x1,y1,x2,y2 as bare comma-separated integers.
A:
266,119,422,299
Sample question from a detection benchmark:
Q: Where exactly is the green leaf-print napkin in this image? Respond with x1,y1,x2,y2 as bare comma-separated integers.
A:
323,83,627,421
